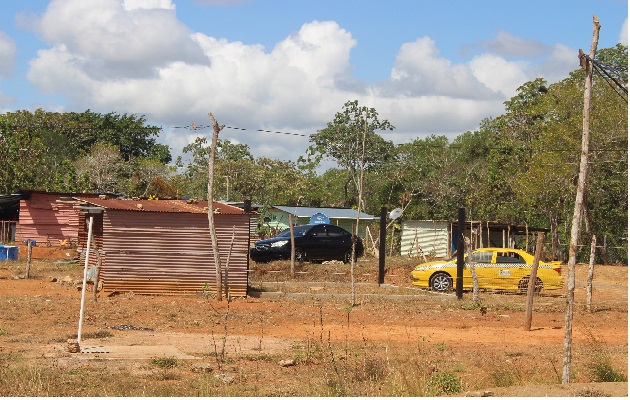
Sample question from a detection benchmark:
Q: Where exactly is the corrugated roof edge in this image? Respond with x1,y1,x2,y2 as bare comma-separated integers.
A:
73,197,254,214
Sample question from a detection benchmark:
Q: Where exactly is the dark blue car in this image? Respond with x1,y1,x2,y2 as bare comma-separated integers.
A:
250,224,364,263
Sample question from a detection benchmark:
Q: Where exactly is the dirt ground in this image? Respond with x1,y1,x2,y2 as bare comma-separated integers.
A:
0,244,627,396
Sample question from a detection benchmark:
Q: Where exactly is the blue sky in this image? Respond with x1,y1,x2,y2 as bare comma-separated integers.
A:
0,0,627,164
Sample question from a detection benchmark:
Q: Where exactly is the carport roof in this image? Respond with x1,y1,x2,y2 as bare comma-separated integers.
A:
273,205,377,220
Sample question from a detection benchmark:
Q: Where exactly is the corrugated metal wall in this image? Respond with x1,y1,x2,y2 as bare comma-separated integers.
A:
401,221,449,258
99,210,250,297
16,195,81,246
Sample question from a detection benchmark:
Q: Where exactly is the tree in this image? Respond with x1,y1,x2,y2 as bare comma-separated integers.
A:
0,109,171,194
301,100,395,207
75,143,129,193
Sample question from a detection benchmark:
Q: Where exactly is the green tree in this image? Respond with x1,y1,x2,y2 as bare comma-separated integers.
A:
301,100,395,207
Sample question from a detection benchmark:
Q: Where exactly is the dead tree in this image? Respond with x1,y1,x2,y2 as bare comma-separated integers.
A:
207,112,225,301
562,15,599,384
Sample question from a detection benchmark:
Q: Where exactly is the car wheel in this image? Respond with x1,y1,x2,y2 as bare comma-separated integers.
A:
430,272,452,292
518,277,543,293
294,247,305,263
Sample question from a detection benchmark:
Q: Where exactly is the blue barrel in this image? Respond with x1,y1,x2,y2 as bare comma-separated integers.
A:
0,246,19,261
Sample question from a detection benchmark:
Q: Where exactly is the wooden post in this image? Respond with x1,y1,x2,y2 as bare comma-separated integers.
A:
289,214,295,277
25,240,32,279
378,207,386,284
224,226,235,302
586,234,596,313
456,208,465,299
524,232,544,331
563,15,599,384
77,214,94,349
92,247,101,302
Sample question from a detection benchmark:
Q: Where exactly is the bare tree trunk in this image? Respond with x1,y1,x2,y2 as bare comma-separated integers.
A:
549,213,562,261
562,16,599,384
351,110,368,306
208,112,225,301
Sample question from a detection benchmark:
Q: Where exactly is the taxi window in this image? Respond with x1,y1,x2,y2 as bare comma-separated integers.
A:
496,252,526,264
470,251,493,263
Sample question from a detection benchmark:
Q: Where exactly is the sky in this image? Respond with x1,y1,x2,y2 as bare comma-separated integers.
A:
0,0,627,166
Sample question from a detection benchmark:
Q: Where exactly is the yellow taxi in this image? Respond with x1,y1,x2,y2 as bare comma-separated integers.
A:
410,247,563,293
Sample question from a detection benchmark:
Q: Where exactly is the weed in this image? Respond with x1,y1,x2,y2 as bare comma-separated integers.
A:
425,371,463,396
490,366,522,387
246,353,274,362
150,357,179,369
352,355,388,382
591,363,626,383
435,342,446,352
0,328,7,336
584,329,627,383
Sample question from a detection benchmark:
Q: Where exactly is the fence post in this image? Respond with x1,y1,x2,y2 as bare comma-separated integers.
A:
524,232,544,331
25,240,33,279
586,235,596,313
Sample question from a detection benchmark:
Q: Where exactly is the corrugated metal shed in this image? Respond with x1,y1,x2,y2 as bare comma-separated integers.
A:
74,198,252,297
401,220,552,259
401,220,449,258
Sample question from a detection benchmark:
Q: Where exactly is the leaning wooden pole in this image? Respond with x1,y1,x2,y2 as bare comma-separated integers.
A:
208,112,225,301
524,232,544,331
562,15,599,384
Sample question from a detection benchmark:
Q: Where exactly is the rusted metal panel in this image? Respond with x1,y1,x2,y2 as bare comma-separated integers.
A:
16,194,82,246
73,198,245,215
95,209,250,297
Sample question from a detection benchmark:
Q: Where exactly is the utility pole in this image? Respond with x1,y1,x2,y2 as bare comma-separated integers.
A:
562,15,600,384
208,112,225,301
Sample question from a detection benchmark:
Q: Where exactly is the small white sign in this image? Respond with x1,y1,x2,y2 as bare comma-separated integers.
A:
499,270,511,276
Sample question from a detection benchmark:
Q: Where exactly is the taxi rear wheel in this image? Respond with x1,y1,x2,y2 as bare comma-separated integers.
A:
430,272,453,292
518,276,543,293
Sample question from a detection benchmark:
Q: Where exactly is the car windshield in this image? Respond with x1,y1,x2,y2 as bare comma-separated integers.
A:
275,225,311,238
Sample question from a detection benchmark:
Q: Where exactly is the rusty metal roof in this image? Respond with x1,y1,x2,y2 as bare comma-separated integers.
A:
73,197,248,215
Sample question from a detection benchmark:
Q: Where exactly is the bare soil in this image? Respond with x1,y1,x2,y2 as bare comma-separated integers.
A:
0,245,626,397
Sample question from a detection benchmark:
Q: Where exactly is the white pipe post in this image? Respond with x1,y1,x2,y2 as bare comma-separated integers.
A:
77,214,94,349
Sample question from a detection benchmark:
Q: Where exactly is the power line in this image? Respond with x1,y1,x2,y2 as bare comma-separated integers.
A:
173,124,307,137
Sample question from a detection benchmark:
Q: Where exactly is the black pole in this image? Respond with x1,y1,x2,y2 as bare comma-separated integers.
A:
378,206,386,285
456,207,465,299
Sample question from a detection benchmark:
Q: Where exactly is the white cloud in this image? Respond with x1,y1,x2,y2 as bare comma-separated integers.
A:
34,0,205,79
123,0,175,10
0,31,16,76
468,54,528,98
384,37,497,100
620,18,628,46
0,30,17,108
